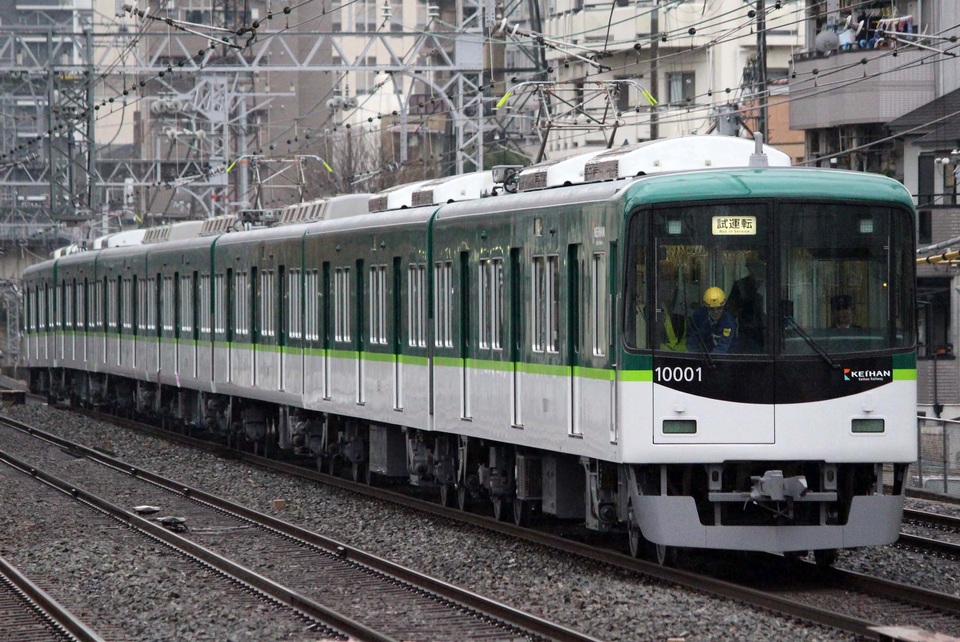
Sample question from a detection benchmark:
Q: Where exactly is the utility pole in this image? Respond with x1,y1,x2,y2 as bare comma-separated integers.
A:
650,0,659,140
756,0,768,142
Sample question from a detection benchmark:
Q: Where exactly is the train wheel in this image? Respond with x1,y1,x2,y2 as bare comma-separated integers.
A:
439,484,456,508
512,497,530,527
456,485,470,512
654,543,677,567
324,456,342,477
627,508,643,559
351,461,367,484
492,496,512,522
814,549,838,568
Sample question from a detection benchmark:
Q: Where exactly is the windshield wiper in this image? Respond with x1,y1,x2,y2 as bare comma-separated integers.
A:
688,322,717,370
784,316,841,370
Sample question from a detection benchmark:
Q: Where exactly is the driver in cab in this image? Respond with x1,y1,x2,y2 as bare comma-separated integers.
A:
687,286,737,354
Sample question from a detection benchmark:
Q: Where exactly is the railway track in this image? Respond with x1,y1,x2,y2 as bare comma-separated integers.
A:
7,399,960,640
0,413,602,642
0,554,105,642
899,509,960,557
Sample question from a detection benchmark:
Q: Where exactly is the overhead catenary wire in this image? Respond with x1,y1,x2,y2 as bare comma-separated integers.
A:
5,0,958,208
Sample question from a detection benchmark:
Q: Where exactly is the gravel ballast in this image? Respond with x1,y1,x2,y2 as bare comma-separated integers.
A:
5,403,956,641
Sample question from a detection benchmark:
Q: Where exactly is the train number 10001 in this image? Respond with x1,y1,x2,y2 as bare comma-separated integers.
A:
654,366,703,383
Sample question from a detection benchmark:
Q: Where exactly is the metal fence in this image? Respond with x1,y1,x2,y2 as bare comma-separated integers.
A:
910,416,960,496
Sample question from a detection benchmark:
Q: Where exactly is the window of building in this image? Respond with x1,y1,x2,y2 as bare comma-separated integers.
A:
667,71,695,105
918,277,952,359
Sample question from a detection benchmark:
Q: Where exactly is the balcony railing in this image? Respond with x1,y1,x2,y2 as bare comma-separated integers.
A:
790,46,934,130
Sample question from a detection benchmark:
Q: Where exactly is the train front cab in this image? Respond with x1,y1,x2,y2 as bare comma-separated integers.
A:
617,169,918,561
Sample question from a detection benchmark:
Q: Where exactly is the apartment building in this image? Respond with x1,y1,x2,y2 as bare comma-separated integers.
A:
791,0,960,418
534,0,805,158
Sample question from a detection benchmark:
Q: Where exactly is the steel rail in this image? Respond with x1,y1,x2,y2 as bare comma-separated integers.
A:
0,443,395,642
0,413,602,642
43,409,898,639
0,554,107,642
903,508,960,530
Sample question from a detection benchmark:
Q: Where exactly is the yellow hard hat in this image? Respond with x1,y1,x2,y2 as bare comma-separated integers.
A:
703,286,726,308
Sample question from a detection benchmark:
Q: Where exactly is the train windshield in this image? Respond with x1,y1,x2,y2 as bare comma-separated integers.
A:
779,202,914,355
626,200,915,355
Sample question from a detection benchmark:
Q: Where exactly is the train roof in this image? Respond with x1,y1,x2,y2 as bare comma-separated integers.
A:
514,135,790,192
436,166,915,222
369,172,495,212
305,204,437,236
213,220,314,247
582,135,791,181
618,166,916,210
277,193,372,225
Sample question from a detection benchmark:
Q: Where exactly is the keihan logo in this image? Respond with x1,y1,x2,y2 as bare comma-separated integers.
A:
844,368,892,382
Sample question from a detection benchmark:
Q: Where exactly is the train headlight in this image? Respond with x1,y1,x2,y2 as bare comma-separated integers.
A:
852,418,884,433
663,419,697,434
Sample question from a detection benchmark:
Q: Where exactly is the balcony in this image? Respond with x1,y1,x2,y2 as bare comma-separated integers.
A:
789,46,934,130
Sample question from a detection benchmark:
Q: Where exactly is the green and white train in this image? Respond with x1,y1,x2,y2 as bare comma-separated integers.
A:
21,136,918,564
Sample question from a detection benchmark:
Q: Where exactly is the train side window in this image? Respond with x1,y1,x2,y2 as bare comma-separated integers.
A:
214,274,225,335
305,269,319,342
78,281,86,331
623,222,648,350
369,265,387,345
335,266,351,342
592,252,607,357
199,274,211,335
64,280,73,331
548,255,560,353
146,277,157,335
56,281,63,331
121,278,133,333
107,280,117,333
532,256,545,352
162,276,175,333
434,261,452,348
235,271,249,338
408,263,426,347
479,258,503,350
180,274,193,335
288,269,302,340
137,279,146,335
260,270,276,339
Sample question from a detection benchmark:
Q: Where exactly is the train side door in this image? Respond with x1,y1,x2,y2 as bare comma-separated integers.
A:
509,248,523,427
459,251,471,419
356,259,365,405
392,257,403,410
567,243,582,436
